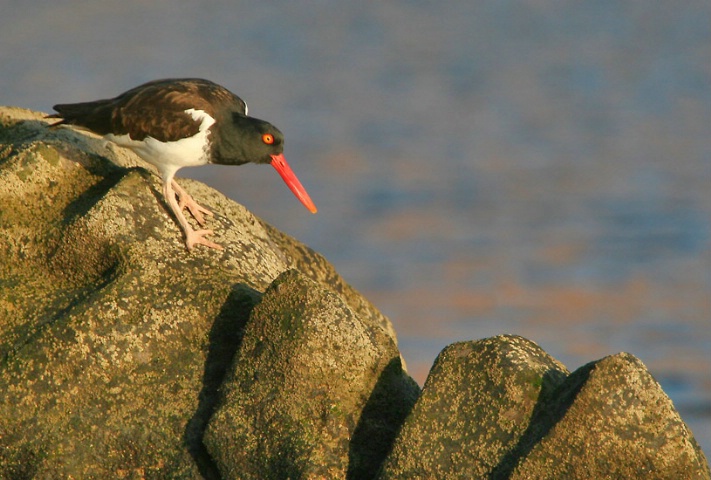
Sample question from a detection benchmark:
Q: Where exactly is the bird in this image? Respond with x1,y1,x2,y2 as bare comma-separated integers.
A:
47,78,317,251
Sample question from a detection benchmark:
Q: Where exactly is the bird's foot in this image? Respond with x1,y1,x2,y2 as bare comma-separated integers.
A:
172,180,213,226
180,196,213,226
185,228,223,251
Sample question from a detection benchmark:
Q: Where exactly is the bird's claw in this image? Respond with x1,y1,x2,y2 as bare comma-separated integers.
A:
172,180,213,226
185,228,223,251
179,196,213,226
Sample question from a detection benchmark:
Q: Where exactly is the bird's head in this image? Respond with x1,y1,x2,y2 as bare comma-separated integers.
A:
217,113,317,213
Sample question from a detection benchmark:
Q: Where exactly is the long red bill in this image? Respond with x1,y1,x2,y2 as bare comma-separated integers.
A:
270,153,318,213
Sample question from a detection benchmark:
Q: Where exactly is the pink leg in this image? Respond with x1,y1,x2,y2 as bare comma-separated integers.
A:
171,179,213,226
163,180,222,251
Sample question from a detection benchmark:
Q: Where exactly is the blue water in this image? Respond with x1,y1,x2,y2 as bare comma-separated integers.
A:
2,1,710,456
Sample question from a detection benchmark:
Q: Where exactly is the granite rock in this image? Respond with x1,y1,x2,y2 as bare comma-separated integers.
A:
1,107,707,479
0,106,402,478
379,336,709,479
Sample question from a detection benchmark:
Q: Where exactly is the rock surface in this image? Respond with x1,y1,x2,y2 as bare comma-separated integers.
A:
204,270,418,479
505,352,709,479
379,338,710,479
378,336,569,479
1,107,708,478
0,107,406,478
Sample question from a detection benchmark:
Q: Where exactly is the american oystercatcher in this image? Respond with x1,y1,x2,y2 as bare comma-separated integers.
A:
47,78,317,250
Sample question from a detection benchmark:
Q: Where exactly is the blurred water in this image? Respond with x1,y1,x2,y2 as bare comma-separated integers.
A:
2,1,710,455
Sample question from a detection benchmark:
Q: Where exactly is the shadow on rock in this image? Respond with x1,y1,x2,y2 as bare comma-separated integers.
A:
347,357,420,480
185,283,261,480
489,367,577,479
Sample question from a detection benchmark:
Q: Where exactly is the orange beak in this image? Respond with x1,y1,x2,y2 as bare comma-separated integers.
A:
270,153,318,213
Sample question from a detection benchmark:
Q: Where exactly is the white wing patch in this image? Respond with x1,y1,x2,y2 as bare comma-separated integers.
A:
106,108,215,179
244,102,248,116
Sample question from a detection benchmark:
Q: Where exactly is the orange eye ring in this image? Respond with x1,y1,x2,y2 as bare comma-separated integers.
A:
262,133,275,145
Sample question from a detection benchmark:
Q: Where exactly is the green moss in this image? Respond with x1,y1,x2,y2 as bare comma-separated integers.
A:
15,166,32,181
34,144,60,166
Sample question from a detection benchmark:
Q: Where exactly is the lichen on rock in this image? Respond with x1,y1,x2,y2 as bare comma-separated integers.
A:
204,270,419,479
0,106,708,479
0,106,405,478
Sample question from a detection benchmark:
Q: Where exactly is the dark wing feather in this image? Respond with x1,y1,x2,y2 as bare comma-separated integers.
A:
50,78,248,143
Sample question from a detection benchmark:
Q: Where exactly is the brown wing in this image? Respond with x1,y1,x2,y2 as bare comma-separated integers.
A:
52,78,248,143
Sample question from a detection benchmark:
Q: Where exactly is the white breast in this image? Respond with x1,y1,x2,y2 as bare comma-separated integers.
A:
105,108,215,179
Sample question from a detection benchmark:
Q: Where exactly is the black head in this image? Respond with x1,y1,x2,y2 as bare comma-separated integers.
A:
211,109,318,213
211,112,285,166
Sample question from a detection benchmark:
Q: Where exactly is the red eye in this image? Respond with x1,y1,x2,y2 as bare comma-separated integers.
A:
262,133,275,145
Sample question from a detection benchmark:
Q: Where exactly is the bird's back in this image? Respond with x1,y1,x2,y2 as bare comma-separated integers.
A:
49,78,248,143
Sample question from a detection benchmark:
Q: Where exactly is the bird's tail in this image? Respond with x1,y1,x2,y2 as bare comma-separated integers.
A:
45,112,68,128
45,100,114,134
